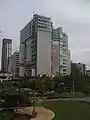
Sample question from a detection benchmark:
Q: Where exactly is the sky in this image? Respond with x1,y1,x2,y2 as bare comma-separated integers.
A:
0,0,90,69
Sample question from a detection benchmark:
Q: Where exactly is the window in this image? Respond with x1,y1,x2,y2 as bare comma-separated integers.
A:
63,45,66,47
63,69,66,72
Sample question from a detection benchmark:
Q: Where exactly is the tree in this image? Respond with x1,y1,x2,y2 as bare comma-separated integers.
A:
1,92,31,108
83,86,90,95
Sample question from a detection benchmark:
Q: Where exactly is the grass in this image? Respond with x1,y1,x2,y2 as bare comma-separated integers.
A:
58,92,86,98
0,110,13,120
43,100,90,120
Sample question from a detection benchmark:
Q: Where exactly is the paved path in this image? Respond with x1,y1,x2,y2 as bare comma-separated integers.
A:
17,107,55,120
44,97,90,103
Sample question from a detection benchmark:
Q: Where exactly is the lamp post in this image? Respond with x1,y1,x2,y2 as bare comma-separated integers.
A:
31,69,37,116
0,31,3,70
0,30,2,48
72,79,75,98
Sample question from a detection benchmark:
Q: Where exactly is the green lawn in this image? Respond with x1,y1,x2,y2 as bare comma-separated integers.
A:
44,100,90,120
0,110,13,120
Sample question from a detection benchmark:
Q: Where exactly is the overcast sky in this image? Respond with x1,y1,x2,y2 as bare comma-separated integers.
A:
0,0,90,69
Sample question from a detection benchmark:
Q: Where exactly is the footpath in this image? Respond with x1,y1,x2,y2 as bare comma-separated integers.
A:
44,97,90,103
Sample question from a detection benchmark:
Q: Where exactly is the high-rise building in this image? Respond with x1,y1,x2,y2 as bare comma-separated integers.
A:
20,14,71,76
1,38,12,72
71,62,80,76
8,56,12,73
20,14,52,76
51,40,60,75
71,62,86,76
51,27,71,75
66,50,71,75
8,51,20,77
78,63,86,75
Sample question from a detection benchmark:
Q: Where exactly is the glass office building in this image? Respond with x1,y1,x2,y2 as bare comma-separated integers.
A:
20,14,52,76
1,38,12,72
20,14,71,76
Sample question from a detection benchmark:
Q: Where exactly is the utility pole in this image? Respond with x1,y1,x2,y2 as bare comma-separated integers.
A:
31,69,37,116
73,79,75,98
0,31,2,71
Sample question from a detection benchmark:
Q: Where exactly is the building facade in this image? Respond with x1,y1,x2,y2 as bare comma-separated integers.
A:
78,63,86,75
1,38,12,72
19,14,71,76
51,40,60,75
20,14,51,76
71,62,86,76
8,51,19,77
71,62,80,76
66,50,71,75
86,70,90,76
51,27,71,75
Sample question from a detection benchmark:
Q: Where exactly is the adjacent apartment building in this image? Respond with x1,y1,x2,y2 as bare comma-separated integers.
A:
1,38,12,73
19,14,71,76
8,51,19,77
51,27,71,75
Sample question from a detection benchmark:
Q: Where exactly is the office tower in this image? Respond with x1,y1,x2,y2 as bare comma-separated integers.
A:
8,51,19,77
71,62,80,76
51,27,71,75
60,32,70,75
20,14,52,76
8,56,12,73
78,63,86,75
20,14,71,76
1,38,12,72
71,62,86,76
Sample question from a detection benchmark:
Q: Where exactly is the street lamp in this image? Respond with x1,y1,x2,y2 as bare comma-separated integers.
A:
72,79,75,98
0,31,2,70
31,69,37,116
